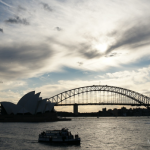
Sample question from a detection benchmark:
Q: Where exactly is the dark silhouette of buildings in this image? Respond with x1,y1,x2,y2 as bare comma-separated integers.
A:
57,107,150,117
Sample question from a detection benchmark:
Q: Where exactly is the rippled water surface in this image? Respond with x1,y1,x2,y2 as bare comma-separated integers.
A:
0,117,150,150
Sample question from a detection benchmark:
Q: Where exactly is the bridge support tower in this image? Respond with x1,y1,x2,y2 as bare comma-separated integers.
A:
74,104,78,115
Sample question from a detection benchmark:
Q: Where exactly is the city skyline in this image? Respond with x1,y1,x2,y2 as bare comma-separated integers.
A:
0,0,150,112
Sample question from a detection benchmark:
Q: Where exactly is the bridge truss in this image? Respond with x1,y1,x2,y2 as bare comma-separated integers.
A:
48,85,150,108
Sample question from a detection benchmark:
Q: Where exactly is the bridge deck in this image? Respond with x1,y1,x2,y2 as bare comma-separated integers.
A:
57,103,150,106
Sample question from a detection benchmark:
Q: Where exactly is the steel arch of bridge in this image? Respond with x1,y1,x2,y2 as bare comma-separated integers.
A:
48,85,150,107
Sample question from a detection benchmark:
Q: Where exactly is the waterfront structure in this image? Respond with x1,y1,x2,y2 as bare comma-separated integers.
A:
50,85,150,114
38,128,80,144
1,91,55,115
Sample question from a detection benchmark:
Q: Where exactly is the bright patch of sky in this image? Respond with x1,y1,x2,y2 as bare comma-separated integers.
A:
0,0,150,112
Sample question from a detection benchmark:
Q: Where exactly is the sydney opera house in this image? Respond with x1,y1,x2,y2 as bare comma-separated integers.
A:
0,91,58,122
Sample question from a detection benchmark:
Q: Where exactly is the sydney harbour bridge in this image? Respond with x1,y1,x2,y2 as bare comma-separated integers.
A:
48,85,150,115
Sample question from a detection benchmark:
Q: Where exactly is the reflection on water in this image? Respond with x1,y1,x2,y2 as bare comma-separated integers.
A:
0,117,150,150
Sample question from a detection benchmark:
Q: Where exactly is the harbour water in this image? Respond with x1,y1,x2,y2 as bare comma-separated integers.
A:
0,117,150,150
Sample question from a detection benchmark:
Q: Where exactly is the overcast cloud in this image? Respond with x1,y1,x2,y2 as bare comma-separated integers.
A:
40,2,52,12
5,16,29,25
0,28,3,32
106,23,150,54
0,0,150,110
0,43,53,80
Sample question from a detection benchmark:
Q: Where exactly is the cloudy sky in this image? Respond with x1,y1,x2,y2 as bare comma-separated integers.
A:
0,0,150,112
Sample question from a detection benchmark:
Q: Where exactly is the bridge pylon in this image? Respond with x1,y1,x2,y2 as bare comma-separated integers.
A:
74,104,78,115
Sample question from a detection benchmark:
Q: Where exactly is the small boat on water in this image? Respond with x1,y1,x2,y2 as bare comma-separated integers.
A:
38,128,80,144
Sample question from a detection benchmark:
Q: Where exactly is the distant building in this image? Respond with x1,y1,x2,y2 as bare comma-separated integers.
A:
102,108,107,116
112,108,118,116
102,108,106,112
1,91,55,115
121,107,127,116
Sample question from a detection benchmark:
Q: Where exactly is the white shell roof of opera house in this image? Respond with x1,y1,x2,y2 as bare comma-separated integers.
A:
1,91,55,115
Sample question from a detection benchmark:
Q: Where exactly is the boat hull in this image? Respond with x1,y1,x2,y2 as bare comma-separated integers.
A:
38,137,80,145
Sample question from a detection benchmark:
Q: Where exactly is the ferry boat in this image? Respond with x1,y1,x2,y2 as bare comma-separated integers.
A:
38,128,80,144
